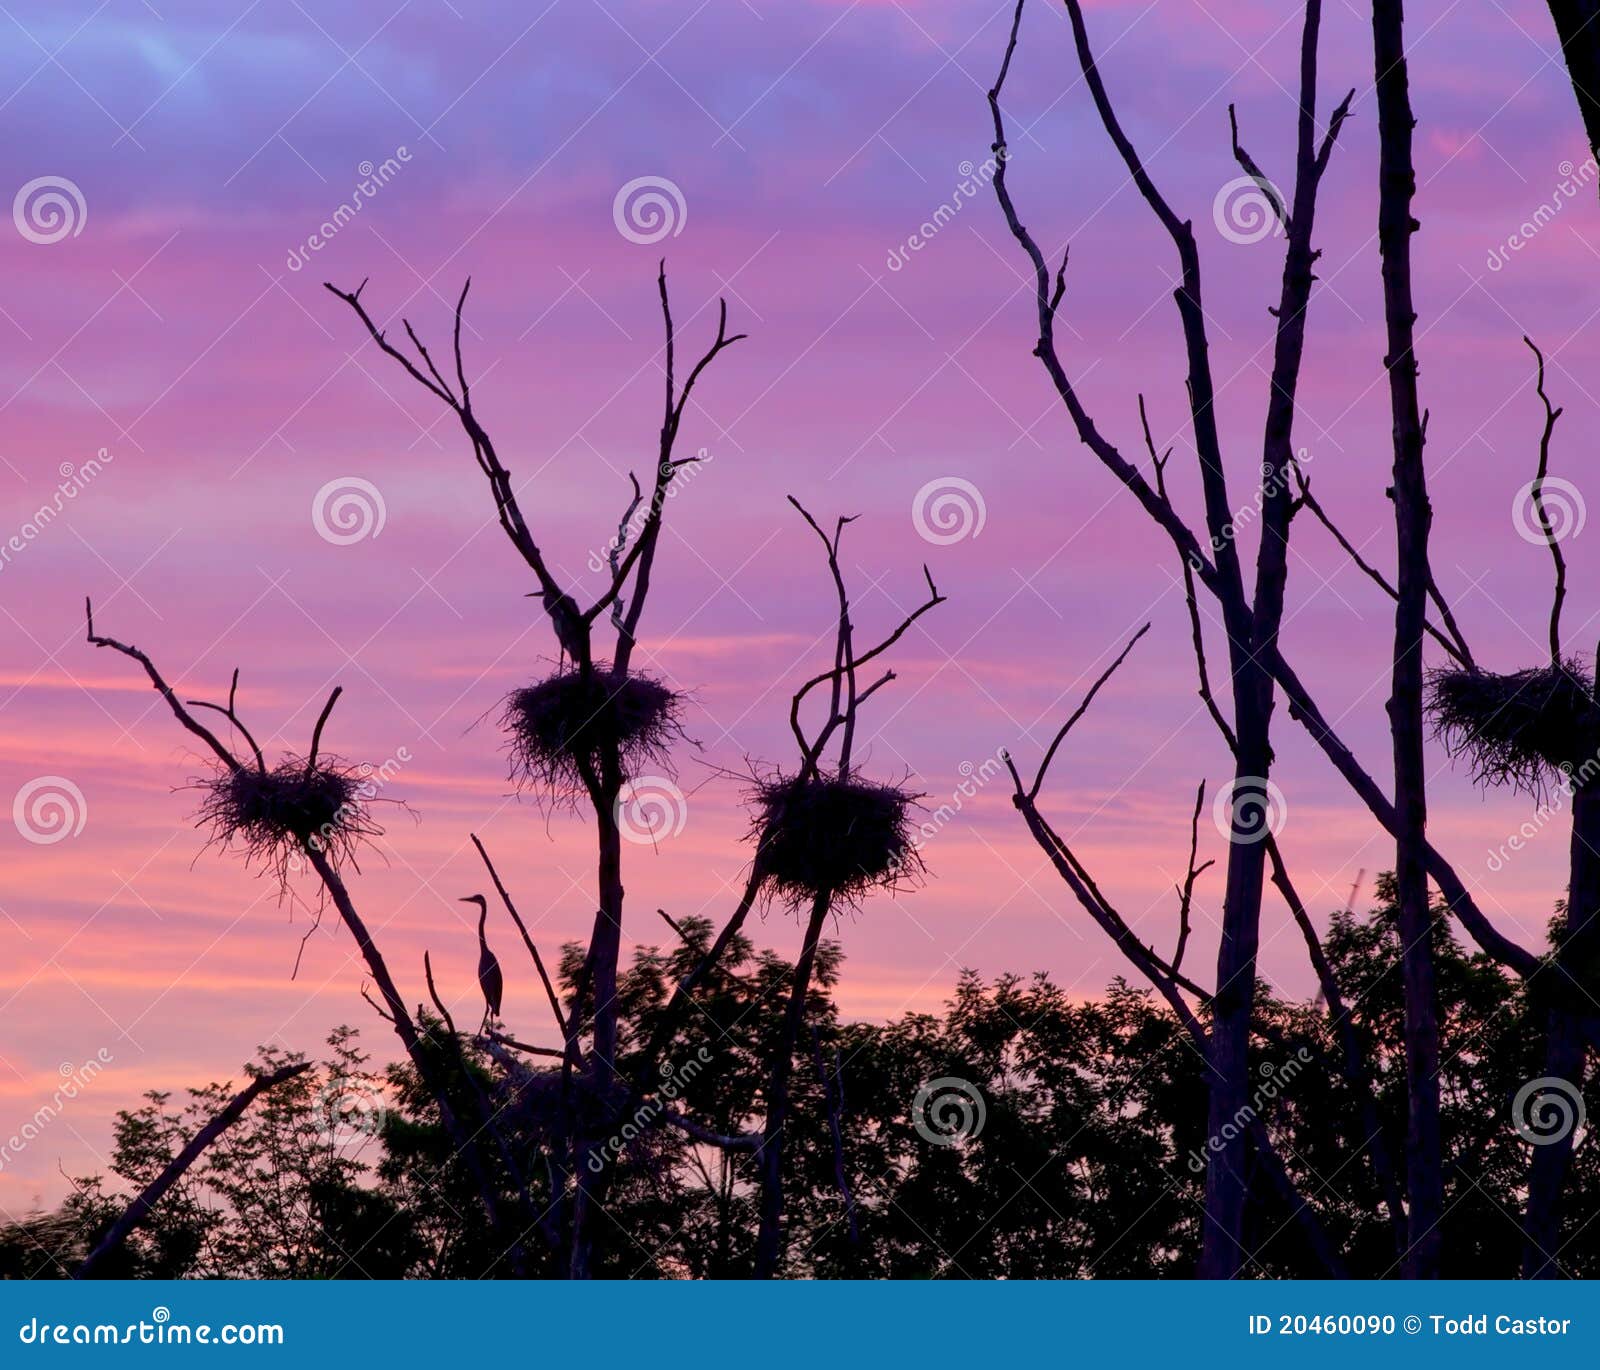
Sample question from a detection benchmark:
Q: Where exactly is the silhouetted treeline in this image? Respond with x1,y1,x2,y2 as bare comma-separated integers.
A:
5,879,1591,1279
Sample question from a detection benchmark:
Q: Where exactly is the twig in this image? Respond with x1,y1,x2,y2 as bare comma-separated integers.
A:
1028,622,1149,799
1227,103,1289,231
1524,335,1567,663
471,834,569,1043
811,1024,859,1243
1172,780,1211,975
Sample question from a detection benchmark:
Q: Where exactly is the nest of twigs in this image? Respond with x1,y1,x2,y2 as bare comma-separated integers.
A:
751,770,923,907
195,755,378,883
1427,660,1600,796
502,665,684,800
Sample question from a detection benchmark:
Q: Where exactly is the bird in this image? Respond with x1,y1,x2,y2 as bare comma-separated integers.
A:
461,895,503,1034
525,587,586,665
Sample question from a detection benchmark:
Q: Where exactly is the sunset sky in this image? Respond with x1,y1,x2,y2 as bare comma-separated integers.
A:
1,0,1596,1210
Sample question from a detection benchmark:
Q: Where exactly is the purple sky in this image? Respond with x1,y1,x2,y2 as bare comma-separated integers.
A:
0,0,1596,1209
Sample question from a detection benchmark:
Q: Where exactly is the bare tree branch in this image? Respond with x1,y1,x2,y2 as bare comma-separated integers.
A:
1524,335,1568,663
76,1061,312,1278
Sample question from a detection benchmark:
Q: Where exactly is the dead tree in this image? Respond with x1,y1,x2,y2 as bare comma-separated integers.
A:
1000,630,1347,1276
326,266,740,1277
1373,0,1444,1280
989,0,1352,1276
1309,351,1600,1278
1324,335,1596,1277
84,603,531,1275
420,499,942,1279
324,273,947,1277
746,499,944,1277
75,1061,311,1278
1157,454,1410,1255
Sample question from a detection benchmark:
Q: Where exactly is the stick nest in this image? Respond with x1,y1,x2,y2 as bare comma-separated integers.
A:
1427,661,1600,796
750,771,923,907
195,755,378,883
502,665,683,800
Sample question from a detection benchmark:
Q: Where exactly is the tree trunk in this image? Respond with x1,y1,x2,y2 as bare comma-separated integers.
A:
753,892,830,1278
569,769,626,1280
1545,1,1600,166
1198,743,1272,1279
1523,783,1600,1275
1373,0,1443,1281
1198,2,1337,1276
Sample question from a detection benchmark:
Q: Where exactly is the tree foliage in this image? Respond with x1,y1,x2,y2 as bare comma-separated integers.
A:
9,881,1591,1279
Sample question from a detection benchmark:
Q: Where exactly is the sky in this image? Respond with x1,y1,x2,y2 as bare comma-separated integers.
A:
0,0,1597,1211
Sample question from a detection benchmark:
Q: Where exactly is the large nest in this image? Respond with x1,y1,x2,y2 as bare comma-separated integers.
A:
195,755,378,883
751,771,923,908
502,665,683,800
1427,661,1600,796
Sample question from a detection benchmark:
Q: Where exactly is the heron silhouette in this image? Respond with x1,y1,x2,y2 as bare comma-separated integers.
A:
461,895,503,1033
